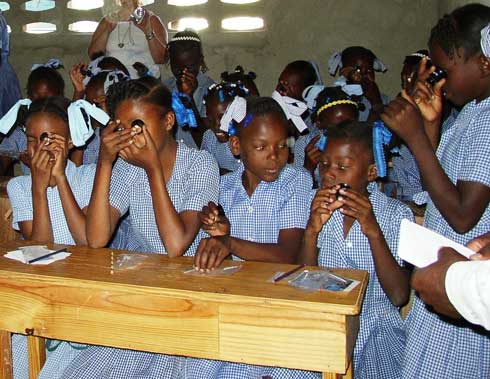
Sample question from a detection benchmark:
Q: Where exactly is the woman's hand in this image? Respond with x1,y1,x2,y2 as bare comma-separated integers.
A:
70,63,87,95
118,125,160,172
47,134,69,182
178,69,198,96
99,120,133,164
30,143,53,190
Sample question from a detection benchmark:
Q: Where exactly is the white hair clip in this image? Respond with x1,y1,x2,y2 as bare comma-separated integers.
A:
68,100,110,147
104,70,130,94
31,58,63,71
328,51,343,76
333,76,363,97
373,58,388,73
0,99,32,135
169,35,201,43
272,91,308,133
220,96,247,133
302,85,325,111
481,23,490,58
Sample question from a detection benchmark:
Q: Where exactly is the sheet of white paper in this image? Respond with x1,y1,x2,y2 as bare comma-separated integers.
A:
398,219,474,268
4,245,71,265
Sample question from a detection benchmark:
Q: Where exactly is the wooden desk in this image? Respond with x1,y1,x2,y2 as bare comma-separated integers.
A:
0,176,19,244
0,241,368,379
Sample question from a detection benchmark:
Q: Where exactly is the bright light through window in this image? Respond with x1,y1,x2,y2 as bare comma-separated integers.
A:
23,22,56,34
24,0,55,11
67,0,103,10
168,0,208,5
69,21,99,33
168,17,208,31
221,16,263,31
220,0,260,4
0,2,10,11
140,0,155,5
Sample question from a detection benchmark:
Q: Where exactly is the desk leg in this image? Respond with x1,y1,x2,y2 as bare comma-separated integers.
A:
27,336,45,379
0,330,13,379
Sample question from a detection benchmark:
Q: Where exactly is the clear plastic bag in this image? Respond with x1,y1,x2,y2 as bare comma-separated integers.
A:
113,253,147,270
288,269,358,292
183,265,242,277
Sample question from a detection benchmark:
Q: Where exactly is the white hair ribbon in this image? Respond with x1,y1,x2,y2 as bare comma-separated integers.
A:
272,90,308,133
0,99,31,135
68,100,110,147
302,85,325,111
333,76,363,97
83,56,107,86
104,70,130,94
373,58,388,73
219,96,247,133
481,24,490,58
328,51,343,76
31,58,63,71
309,60,324,85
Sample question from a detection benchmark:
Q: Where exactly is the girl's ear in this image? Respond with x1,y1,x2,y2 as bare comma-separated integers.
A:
367,163,378,182
164,111,176,132
67,138,74,150
229,135,241,156
479,54,490,77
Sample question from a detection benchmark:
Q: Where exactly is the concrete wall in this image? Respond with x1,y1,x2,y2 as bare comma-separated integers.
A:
3,0,448,99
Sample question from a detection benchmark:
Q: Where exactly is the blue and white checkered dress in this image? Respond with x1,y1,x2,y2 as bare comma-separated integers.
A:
60,142,219,379
82,127,100,165
164,72,215,149
0,126,29,174
388,144,421,201
201,129,240,172
184,163,319,379
7,161,96,379
316,184,413,379
402,99,490,378
293,128,321,169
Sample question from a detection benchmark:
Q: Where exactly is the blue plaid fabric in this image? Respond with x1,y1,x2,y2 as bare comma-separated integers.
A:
8,161,97,379
293,128,321,168
316,184,413,379
0,126,29,174
402,99,490,378
388,145,422,201
109,141,219,255
163,72,215,149
188,163,317,378
201,129,240,172
82,127,100,165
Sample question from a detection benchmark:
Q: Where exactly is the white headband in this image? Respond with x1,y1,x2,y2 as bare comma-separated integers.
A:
31,58,63,71
219,96,247,133
408,52,430,59
0,99,32,135
68,100,110,147
271,91,308,133
170,35,201,43
481,23,490,58
328,50,388,76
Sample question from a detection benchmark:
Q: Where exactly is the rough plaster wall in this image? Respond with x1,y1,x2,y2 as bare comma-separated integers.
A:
6,0,441,99
440,0,490,15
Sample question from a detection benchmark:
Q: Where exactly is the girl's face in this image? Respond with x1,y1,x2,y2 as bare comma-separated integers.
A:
205,96,229,143
429,43,487,106
170,49,201,79
26,113,70,159
115,99,174,152
341,55,375,83
230,113,289,184
30,82,60,101
318,139,376,194
317,105,358,130
276,67,304,100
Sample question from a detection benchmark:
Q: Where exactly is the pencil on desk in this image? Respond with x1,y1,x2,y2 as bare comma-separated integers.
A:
28,247,68,264
273,264,306,283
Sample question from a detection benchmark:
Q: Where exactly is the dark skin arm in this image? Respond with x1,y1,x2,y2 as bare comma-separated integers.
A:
381,96,490,234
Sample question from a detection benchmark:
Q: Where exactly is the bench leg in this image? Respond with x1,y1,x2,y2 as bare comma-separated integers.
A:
0,330,13,379
27,336,45,379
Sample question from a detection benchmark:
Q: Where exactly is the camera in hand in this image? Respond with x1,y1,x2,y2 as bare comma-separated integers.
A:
129,7,146,24
336,183,350,199
427,67,447,86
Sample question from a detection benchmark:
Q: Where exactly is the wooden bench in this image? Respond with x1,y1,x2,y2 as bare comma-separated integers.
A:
0,176,19,244
0,241,368,379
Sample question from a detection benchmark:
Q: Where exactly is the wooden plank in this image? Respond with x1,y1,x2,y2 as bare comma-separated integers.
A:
0,330,13,379
0,178,19,244
27,336,45,379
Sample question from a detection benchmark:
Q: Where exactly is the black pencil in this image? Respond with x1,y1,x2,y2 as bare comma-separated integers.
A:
273,264,306,283
28,247,68,264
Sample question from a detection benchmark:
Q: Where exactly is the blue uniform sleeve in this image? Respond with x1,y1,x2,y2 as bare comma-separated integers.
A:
279,167,313,230
108,160,132,217
7,176,32,231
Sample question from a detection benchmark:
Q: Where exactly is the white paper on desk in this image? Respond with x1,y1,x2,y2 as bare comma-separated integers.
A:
4,245,71,265
398,219,474,268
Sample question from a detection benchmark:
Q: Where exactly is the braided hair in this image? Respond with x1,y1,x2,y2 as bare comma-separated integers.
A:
23,96,71,129
221,66,259,95
429,3,490,59
168,29,208,73
27,66,65,98
313,86,362,122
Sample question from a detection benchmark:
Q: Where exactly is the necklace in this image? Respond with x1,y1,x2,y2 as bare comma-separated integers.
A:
117,23,134,49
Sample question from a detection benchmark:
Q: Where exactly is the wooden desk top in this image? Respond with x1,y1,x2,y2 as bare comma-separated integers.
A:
0,240,368,316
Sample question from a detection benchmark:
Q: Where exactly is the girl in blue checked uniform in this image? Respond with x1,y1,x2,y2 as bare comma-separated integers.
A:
193,96,318,379
201,80,250,174
0,59,65,175
3,96,109,379
295,86,361,182
299,121,413,379
60,80,219,378
163,29,215,149
382,4,490,378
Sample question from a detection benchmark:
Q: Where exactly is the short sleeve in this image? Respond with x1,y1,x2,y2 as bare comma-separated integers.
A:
74,164,96,209
7,176,32,230
181,151,219,212
458,109,490,186
200,129,214,151
109,160,132,217
279,168,313,230
384,201,415,266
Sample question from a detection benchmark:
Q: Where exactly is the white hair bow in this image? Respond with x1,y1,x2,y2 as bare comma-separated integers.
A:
82,56,107,86
272,90,308,133
219,96,247,133
0,99,31,135
104,70,130,94
333,76,364,97
68,100,110,147
328,51,342,76
302,85,325,111
481,23,490,58
309,60,324,85
31,58,63,71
